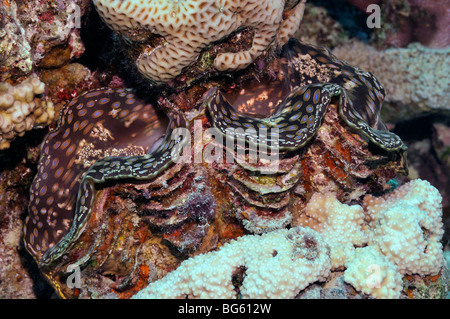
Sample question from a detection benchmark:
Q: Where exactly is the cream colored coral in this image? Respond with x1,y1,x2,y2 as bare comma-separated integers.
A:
363,179,444,276
296,179,444,298
0,76,55,149
344,246,403,299
93,0,306,83
133,227,331,299
333,41,450,112
297,192,368,269
132,179,444,299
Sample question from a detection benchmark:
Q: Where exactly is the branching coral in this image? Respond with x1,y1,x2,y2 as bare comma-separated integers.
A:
0,0,33,80
0,76,54,149
131,179,444,299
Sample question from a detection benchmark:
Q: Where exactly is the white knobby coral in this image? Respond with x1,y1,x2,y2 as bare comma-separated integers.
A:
93,0,306,83
132,179,443,299
299,179,444,298
364,179,444,276
344,246,403,299
297,192,368,269
0,76,55,149
133,227,331,299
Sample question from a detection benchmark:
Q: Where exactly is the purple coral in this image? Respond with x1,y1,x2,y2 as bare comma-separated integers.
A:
179,189,216,223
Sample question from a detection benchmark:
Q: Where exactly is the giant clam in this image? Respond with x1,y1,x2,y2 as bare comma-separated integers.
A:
24,39,407,297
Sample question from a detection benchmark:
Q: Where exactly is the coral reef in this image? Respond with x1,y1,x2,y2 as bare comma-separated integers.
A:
132,179,445,299
344,246,402,299
0,0,448,301
378,0,450,49
293,2,349,49
93,0,306,83
345,0,450,49
296,192,367,270
0,0,33,81
0,76,55,149
364,179,444,276
1,0,89,81
332,40,450,122
0,138,56,298
133,227,331,299
0,157,39,298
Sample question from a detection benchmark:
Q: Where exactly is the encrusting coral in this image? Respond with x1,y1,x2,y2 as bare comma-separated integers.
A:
332,41,450,119
133,227,331,299
0,76,55,149
1,0,88,81
93,0,307,83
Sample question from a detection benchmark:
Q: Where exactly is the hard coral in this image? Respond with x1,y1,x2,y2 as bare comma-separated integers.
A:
297,192,367,270
0,76,54,149
93,0,306,83
133,227,331,299
344,246,402,299
0,0,33,81
364,179,444,276
332,40,450,120
296,179,445,299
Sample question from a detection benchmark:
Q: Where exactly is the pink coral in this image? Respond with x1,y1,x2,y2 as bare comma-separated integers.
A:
384,0,450,48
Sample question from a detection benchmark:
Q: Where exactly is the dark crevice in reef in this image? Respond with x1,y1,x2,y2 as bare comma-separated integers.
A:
0,128,47,172
76,3,156,97
18,239,56,298
309,0,374,42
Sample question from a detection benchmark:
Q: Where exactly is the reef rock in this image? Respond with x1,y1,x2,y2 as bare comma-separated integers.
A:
1,0,89,81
